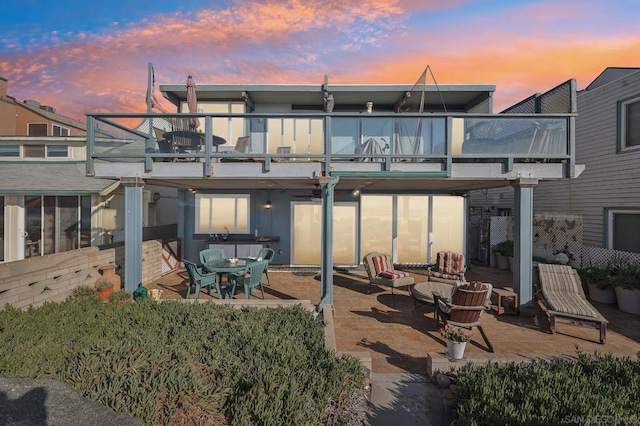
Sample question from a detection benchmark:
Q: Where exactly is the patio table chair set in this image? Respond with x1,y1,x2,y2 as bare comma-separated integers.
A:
183,248,274,300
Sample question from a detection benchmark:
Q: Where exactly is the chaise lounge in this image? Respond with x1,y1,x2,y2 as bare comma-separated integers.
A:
537,263,608,344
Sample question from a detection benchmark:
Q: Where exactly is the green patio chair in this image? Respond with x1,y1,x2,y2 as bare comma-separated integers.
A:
199,248,225,265
229,260,268,299
256,248,275,286
183,260,227,300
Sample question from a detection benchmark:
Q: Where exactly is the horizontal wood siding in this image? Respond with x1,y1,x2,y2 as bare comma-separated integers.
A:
534,70,640,247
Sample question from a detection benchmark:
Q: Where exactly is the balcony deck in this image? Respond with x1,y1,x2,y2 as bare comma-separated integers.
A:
148,265,640,375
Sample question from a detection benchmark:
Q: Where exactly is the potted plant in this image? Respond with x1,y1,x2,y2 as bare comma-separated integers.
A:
95,277,114,303
493,240,513,270
579,266,616,304
610,259,640,315
440,324,470,359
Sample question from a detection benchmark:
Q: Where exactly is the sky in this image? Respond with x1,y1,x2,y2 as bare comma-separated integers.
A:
1,0,639,122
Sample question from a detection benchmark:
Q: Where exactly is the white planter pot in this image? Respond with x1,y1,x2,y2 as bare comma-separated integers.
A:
587,282,616,304
615,287,640,315
496,254,510,270
446,339,467,360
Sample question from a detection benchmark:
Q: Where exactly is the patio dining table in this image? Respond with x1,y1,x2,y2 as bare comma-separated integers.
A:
202,258,255,298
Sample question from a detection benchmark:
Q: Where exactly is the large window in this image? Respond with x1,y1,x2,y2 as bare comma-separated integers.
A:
607,209,640,253
196,194,249,234
24,195,91,257
619,96,640,151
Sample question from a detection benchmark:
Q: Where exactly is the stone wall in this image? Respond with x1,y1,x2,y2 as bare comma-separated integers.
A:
0,240,164,310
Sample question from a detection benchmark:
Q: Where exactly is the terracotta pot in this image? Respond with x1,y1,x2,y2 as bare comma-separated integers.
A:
98,265,121,291
97,286,114,303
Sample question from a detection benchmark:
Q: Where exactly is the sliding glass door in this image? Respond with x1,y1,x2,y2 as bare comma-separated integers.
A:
291,202,358,266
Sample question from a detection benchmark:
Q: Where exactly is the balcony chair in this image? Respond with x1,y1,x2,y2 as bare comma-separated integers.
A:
537,263,608,344
183,260,228,300
435,281,494,352
362,252,414,297
229,260,268,299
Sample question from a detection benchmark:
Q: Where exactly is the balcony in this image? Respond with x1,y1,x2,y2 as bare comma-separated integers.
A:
86,112,576,186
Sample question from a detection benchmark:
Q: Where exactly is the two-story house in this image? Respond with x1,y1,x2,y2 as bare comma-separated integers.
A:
85,71,581,309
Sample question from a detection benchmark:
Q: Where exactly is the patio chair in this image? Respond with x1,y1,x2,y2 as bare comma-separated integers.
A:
428,251,467,285
183,260,227,300
229,260,268,299
199,248,225,265
435,281,494,352
362,252,415,296
537,263,608,344
255,247,275,286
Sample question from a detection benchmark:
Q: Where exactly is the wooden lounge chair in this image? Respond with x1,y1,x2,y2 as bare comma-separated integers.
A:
537,263,608,344
435,281,494,352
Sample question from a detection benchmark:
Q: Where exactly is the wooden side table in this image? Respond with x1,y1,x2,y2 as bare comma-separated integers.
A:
491,288,519,316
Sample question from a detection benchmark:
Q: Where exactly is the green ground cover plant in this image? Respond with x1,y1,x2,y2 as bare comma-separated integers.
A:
0,297,366,425
455,351,640,425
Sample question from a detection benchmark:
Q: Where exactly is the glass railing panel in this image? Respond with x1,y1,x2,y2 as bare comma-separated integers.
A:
460,117,568,156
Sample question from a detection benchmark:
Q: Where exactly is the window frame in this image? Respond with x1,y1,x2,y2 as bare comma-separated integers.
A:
0,145,20,157
46,144,69,158
52,124,70,136
606,208,640,253
195,193,250,234
27,123,48,136
618,95,640,152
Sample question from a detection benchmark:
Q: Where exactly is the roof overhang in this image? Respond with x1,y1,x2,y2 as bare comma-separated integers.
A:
160,83,496,112
0,162,119,196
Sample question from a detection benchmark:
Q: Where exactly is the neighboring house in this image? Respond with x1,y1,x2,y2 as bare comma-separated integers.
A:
533,67,640,254
85,71,580,309
470,68,640,259
0,77,171,263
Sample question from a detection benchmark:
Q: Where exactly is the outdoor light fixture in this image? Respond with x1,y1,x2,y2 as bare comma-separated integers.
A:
352,190,360,196
265,200,272,209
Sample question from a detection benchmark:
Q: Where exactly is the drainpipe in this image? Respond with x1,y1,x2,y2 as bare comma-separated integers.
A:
318,176,339,311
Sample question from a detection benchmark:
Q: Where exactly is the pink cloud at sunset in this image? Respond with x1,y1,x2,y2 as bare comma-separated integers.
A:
0,0,638,120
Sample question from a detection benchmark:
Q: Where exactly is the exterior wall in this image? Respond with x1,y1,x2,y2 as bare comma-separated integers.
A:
0,240,164,310
0,99,17,135
15,106,86,136
533,70,640,247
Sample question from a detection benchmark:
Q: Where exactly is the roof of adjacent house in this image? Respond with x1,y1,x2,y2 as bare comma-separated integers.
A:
584,67,640,91
18,100,87,131
0,162,118,195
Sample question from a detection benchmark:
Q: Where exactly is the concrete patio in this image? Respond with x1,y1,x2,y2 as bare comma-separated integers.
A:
148,264,640,375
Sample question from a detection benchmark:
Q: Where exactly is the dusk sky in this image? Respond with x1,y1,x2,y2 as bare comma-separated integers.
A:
1,0,639,122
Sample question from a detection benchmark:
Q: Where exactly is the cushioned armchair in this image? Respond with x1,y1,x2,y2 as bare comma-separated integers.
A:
428,251,467,285
363,252,414,296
